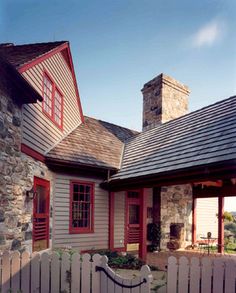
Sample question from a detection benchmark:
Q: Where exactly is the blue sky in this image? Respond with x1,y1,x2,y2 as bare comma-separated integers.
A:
1,0,236,131
1,0,236,210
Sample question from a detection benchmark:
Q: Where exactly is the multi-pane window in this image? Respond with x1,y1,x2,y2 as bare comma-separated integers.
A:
70,181,94,233
54,89,63,126
43,75,53,116
42,72,63,129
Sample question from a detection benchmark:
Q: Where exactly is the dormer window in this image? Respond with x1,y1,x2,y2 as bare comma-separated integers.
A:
42,71,63,129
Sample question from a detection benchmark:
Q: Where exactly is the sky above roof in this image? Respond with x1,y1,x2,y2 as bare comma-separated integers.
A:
1,0,236,131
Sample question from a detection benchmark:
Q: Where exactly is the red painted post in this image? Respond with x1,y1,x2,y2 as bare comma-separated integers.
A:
192,196,197,245
218,197,224,253
139,188,147,261
109,192,115,250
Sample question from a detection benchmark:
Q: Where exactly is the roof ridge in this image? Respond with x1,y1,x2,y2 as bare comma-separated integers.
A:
2,41,68,48
84,115,139,133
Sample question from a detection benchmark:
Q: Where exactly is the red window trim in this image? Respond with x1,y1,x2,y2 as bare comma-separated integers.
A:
69,180,94,234
42,70,64,130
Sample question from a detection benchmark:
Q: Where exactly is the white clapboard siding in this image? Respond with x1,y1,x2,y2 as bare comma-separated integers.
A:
0,251,153,293
22,51,82,154
196,197,218,238
53,174,109,251
114,191,125,249
167,256,236,293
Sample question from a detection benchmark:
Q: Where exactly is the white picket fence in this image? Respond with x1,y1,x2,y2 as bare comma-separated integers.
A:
0,251,153,293
167,256,236,293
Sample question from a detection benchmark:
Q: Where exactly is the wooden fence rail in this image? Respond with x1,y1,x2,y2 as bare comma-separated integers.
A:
167,256,236,293
0,251,153,293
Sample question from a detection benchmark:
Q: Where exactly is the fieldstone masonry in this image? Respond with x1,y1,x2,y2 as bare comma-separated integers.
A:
142,74,193,250
0,91,53,252
160,184,192,249
142,73,190,131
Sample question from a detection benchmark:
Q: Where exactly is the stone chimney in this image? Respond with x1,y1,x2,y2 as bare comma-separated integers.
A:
142,73,190,131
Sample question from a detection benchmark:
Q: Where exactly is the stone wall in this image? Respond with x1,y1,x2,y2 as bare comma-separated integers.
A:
160,184,193,250
0,92,53,252
141,73,190,131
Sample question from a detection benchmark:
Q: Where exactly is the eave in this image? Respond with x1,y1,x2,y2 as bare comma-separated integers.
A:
0,54,42,105
101,159,236,191
45,157,118,178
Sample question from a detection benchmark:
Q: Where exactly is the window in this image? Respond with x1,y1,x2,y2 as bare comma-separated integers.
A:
70,181,94,233
42,72,63,129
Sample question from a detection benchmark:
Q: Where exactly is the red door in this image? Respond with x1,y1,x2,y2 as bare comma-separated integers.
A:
127,191,140,244
33,177,50,251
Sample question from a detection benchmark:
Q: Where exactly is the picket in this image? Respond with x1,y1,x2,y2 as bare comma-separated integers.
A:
225,258,236,293
41,252,50,293
0,250,152,293
81,253,91,293
61,252,70,293
21,250,30,293
71,252,81,293
11,251,20,293
51,252,60,293
31,252,40,293
1,251,10,293
212,258,224,293
167,256,178,293
189,257,200,293
140,265,153,293
178,256,189,293
100,255,108,293
201,257,212,293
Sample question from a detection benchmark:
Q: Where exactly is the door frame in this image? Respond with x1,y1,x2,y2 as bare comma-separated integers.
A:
33,176,50,251
125,190,141,250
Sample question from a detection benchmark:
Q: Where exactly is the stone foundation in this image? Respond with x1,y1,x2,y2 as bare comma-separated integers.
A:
160,184,193,250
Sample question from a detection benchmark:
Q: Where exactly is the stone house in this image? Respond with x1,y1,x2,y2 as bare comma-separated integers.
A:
0,41,235,260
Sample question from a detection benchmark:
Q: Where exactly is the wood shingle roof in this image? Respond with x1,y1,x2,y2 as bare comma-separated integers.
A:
110,95,236,182
0,41,66,68
46,116,138,170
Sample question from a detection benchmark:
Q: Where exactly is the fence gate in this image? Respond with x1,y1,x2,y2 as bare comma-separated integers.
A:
0,251,153,293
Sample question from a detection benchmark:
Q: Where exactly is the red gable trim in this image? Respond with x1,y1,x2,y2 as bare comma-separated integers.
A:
21,143,45,163
18,42,84,123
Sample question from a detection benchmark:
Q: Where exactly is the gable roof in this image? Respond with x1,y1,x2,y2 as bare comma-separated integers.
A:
0,41,84,122
46,116,138,170
109,95,236,184
0,41,66,69
0,53,42,104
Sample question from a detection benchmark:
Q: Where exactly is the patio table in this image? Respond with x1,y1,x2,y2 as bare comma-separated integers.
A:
200,236,217,255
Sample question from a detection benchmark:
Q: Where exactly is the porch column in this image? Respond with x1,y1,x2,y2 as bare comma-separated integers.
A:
109,192,115,250
218,196,224,253
192,196,197,245
139,188,148,261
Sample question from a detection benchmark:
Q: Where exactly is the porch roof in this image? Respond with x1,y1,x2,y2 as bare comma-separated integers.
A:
108,95,236,187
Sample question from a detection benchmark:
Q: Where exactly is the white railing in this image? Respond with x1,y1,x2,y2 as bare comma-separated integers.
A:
167,255,236,293
0,251,153,293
